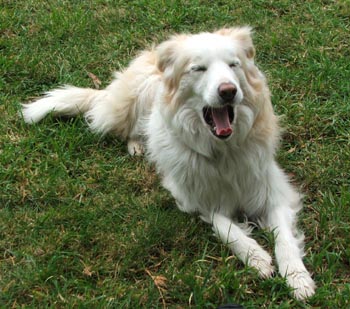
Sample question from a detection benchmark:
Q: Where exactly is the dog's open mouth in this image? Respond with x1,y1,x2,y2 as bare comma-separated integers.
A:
202,105,234,139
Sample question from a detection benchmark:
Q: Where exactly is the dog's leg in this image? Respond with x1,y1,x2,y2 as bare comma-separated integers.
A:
262,163,315,300
266,205,316,300
209,213,274,278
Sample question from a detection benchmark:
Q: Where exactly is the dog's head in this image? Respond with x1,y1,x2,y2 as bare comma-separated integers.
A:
156,27,267,143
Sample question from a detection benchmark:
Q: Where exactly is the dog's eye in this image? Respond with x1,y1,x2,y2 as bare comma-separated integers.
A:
229,62,239,68
191,65,207,72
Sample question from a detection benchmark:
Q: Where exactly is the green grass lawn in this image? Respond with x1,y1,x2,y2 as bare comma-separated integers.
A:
1,0,349,307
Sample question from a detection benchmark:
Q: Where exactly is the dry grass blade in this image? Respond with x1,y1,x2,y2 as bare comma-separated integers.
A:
145,269,167,308
87,72,102,89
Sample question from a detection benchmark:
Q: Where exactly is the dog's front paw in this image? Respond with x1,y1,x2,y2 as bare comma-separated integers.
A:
246,248,275,279
127,140,145,156
286,270,316,300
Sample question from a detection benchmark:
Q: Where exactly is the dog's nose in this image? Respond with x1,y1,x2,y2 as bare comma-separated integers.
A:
218,83,237,102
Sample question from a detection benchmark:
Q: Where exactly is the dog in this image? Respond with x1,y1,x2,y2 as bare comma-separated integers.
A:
22,27,315,300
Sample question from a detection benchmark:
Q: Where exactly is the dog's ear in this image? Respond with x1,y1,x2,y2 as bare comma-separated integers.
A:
156,35,187,72
216,26,255,59
156,35,189,97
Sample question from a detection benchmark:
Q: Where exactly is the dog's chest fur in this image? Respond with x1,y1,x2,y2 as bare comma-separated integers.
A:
146,107,271,220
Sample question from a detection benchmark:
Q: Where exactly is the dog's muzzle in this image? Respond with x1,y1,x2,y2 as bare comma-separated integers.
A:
202,82,237,139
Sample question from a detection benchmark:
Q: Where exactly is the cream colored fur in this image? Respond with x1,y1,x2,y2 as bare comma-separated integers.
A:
22,27,315,300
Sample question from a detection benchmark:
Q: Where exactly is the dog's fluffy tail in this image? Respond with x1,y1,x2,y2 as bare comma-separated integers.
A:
22,81,136,139
22,86,96,123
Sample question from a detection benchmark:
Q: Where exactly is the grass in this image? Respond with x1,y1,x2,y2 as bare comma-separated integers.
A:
1,0,349,307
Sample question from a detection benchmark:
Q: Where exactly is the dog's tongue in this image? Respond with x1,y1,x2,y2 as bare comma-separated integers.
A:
211,106,233,136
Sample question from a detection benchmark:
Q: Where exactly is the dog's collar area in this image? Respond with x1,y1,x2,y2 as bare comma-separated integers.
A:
202,105,234,139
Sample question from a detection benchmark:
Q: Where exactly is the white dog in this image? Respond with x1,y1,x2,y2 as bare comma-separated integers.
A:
22,27,315,300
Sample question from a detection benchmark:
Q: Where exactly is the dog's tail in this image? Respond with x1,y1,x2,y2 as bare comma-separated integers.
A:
22,80,136,139
22,86,97,123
